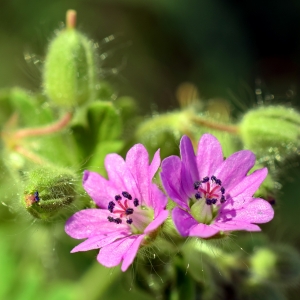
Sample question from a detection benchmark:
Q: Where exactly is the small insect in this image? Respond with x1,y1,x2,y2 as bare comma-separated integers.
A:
34,191,40,202
24,190,40,207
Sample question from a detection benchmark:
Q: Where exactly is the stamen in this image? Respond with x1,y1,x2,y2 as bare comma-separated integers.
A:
211,198,217,204
125,208,134,215
195,192,201,199
115,195,122,201
133,198,139,207
194,175,226,206
215,179,222,185
206,199,212,205
194,181,201,189
126,219,133,224
114,218,122,224
108,201,115,213
122,191,132,200
107,216,114,222
202,176,209,183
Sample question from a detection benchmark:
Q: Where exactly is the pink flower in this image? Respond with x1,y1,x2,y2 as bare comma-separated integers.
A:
160,134,274,238
65,145,168,271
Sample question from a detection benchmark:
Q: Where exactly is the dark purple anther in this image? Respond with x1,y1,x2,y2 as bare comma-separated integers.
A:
114,218,122,224
215,179,222,186
194,181,201,189
122,191,132,200
126,208,134,215
133,198,139,207
108,201,115,213
202,176,209,183
195,192,201,199
206,199,212,205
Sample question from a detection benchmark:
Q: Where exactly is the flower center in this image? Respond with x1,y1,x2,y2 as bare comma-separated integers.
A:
107,191,153,233
194,175,226,205
190,176,226,224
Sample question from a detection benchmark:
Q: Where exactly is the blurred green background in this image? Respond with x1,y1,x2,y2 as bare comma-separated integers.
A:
1,0,300,299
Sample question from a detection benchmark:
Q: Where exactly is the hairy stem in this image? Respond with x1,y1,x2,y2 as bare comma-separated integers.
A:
13,111,72,139
191,115,240,134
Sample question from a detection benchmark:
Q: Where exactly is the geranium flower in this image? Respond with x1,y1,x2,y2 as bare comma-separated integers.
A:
65,145,168,271
160,134,274,238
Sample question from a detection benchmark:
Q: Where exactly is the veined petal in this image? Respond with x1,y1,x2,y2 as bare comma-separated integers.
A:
97,235,138,268
214,150,255,192
83,171,118,208
149,149,161,179
180,136,198,197
150,183,168,217
126,144,151,206
172,207,198,236
188,223,220,238
231,198,274,224
212,220,261,232
161,156,189,209
121,234,145,271
105,153,140,200
144,209,169,234
196,133,224,179
71,231,128,253
229,168,268,198
65,209,129,239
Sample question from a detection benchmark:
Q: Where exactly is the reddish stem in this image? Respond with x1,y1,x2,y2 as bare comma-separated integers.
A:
13,112,72,139
191,116,240,134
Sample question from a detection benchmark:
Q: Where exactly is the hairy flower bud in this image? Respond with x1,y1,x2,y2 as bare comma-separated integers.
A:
43,16,97,107
22,166,77,220
239,106,300,161
251,245,300,287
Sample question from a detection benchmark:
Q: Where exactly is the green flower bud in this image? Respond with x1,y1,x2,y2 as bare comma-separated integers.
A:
43,11,97,108
22,166,77,220
239,106,300,161
250,245,300,287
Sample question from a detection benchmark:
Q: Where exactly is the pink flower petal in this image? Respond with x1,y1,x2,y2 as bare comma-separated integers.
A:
188,223,220,238
65,209,129,239
229,168,268,199
214,150,255,191
125,144,151,206
231,198,274,224
180,136,198,196
161,156,189,209
150,183,168,217
144,210,169,234
172,207,198,236
196,133,224,179
71,231,128,253
97,235,138,268
121,234,145,271
149,149,161,179
83,171,118,208
105,153,140,199
212,220,261,232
